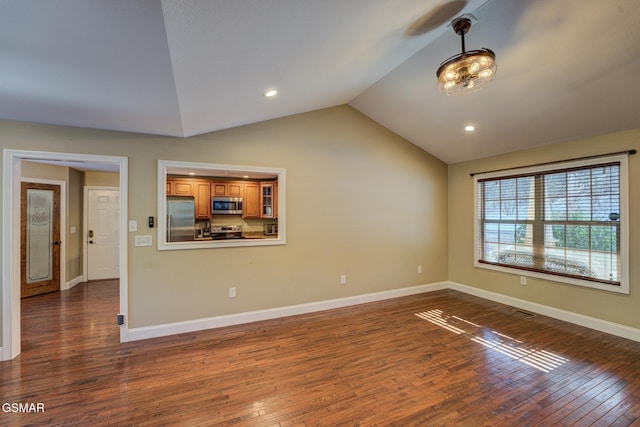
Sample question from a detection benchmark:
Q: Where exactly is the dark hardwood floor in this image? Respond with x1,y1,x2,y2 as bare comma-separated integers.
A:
2,281,640,426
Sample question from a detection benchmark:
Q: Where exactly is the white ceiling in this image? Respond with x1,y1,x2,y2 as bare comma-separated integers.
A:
1,0,639,164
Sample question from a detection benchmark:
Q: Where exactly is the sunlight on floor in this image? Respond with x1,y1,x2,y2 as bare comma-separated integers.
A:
415,309,569,373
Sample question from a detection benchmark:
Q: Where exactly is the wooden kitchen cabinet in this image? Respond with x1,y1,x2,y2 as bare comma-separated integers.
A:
273,182,278,219
243,182,260,219
260,182,277,219
244,181,277,219
166,179,194,196
212,183,226,196
167,178,211,219
195,181,211,219
213,182,243,197
228,183,242,197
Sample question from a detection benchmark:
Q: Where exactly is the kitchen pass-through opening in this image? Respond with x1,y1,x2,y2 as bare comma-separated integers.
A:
157,160,286,250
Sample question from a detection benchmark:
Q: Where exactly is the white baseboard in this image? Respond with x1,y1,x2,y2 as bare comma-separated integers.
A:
127,281,449,342
65,275,85,290
448,281,640,342
126,280,640,343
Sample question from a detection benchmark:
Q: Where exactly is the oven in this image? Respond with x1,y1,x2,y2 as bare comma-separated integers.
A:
210,224,242,240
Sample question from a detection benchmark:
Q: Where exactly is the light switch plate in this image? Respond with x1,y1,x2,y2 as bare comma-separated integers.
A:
134,235,152,247
128,220,138,232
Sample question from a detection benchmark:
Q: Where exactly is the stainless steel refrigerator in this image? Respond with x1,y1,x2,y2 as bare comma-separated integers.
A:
167,197,195,242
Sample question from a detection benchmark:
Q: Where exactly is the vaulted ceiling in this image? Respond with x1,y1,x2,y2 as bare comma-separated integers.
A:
2,0,639,163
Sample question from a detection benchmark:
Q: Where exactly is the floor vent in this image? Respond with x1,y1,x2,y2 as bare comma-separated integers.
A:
513,309,536,317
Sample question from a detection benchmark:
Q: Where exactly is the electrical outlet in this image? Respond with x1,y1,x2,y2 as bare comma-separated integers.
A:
520,276,527,286
229,287,236,298
418,265,423,274
340,275,347,285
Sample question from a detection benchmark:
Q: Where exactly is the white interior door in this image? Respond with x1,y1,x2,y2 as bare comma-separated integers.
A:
87,188,120,280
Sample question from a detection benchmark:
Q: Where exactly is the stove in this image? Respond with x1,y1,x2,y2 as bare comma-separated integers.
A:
210,224,242,240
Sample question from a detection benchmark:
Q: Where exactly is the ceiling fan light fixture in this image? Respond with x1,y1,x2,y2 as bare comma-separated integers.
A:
436,17,497,96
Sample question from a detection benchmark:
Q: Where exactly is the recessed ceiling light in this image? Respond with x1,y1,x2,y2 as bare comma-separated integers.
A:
263,89,278,98
465,125,475,132
188,172,196,175
243,175,249,179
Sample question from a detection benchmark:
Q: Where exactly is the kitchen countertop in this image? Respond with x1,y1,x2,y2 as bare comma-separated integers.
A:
192,235,277,241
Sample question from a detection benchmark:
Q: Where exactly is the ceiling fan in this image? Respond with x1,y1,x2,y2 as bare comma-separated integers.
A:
436,16,497,96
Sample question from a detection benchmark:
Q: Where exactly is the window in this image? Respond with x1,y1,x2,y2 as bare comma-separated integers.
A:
474,155,629,294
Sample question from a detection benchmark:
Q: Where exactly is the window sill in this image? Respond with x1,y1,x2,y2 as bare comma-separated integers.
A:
157,236,286,251
474,260,629,295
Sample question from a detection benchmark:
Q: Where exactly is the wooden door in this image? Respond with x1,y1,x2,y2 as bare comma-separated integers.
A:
21,182,61,298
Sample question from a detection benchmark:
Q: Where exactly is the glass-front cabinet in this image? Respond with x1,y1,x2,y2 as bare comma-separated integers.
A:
261,182,275,219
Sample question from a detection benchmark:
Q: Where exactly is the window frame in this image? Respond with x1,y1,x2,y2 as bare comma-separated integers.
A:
473,154,629,294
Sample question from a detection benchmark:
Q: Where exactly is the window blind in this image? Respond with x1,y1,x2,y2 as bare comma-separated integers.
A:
476,162,622,286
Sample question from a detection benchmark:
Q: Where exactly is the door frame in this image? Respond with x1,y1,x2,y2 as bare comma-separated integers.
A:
20,179,67,295
2,149,129,360
83,186,120,282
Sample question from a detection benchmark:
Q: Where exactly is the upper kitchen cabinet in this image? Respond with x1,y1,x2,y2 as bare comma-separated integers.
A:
213,182,243,197
260,182,277,219
273,182,278,218
243,182,261,219
242,181,277,219
166,177,210,219
194,181,211,219
166,179,194,196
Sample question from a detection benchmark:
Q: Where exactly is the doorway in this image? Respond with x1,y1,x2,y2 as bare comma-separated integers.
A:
20,182,62,297
2,149,129,361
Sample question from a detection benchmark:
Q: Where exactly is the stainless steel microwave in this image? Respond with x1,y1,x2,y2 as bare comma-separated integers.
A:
212,196,243,215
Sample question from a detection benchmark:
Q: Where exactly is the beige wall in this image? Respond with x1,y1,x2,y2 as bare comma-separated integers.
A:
85,171,119,187
1,106,449,333
448,129,640,328
21,161,68,182
67,168,84,280
3,109,639,348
